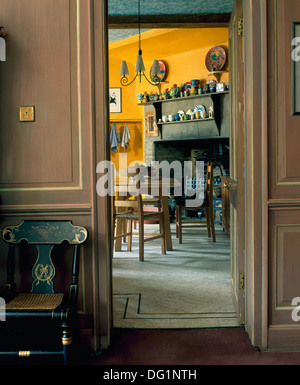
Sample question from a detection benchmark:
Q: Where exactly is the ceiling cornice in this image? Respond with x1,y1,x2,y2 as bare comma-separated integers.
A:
108,13,231,29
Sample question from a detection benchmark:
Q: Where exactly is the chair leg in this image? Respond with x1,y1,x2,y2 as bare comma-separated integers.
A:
159,213,166,255
127,220,132,251
175,206,179,238
210,207,216,242
178,207,182,244
122,220,127,242
139,221,144,262
62,321,72,365
114,217,123,252
205,208,211,238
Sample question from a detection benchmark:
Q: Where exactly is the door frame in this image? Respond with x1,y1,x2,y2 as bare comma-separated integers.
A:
229,0,245,325
242,0,268,349
95,0,269,350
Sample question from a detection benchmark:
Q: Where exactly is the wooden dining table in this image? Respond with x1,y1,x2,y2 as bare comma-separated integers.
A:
114,177,181,252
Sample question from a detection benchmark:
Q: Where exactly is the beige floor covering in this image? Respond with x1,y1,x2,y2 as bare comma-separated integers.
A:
112,222,240,329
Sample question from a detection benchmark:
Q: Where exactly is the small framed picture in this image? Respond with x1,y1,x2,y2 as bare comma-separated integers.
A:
145,110,159,137
109,88,122,113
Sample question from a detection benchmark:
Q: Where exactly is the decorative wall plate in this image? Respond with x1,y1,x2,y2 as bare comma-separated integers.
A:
150,60,167,81
194,105,206,112
205,46,226,72
177,110,185,118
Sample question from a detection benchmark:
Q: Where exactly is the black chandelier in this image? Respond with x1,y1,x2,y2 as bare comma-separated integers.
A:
119,0,161,87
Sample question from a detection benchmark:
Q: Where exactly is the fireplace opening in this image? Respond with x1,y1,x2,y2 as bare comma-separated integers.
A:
152,138,229,221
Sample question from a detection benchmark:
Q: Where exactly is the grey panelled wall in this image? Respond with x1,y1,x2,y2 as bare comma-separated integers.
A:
0,0,111,351
267,0,300,349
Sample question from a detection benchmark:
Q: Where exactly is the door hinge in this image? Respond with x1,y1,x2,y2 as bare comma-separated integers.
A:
239,272,245,289
238,18,244,36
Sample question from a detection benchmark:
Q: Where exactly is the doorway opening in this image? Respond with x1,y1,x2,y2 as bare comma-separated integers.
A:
108,19,242,330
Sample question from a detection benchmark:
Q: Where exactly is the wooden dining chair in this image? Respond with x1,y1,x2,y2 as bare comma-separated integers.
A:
127,167,161,229
175,161,216,244
113,193,166,262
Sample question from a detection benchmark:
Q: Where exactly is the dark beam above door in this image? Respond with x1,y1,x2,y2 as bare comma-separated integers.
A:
108,13,231,29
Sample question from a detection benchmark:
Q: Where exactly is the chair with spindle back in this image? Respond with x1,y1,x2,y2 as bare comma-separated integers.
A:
175,161,216,243
0,220,88,364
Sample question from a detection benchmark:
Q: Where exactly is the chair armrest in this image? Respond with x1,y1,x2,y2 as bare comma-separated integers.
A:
3,282,16,302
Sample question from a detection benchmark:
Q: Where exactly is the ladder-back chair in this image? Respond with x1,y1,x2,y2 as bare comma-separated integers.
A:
175,161,216,243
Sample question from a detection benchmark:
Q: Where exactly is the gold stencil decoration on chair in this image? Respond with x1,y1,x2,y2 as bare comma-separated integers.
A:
34,264,55,286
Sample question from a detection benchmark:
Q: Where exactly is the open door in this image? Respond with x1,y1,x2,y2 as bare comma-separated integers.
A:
228,0,245,324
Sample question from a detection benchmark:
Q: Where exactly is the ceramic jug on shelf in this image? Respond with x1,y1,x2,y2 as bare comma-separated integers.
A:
169,84,180,98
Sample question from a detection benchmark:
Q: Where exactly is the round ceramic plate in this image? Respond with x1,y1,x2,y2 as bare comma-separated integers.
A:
205,46,226,72
194,105,206,112
150,60,167,81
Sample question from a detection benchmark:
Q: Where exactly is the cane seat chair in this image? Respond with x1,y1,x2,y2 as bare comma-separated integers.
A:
0,220,88,364
175,161,216,243
113,193,166,262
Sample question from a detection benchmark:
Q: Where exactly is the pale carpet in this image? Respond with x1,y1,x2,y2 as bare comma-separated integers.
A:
112,222,240,329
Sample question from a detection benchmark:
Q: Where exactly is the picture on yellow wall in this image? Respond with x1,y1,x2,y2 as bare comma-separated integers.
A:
110,88,122,113
145,110,159,137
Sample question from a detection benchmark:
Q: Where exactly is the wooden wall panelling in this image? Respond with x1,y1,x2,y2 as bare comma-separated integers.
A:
0,0,91,205
268,209,300,348
267,0,300,349
0,0,74,187
0,0,107,352
268,0,300,199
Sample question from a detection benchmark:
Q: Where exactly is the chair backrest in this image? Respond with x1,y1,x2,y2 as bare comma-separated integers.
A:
2,220,88,295
113,194,147,224
184,176,204,198
205,162,214,203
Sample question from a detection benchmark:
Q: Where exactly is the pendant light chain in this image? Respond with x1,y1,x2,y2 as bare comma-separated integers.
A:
138,0,142,55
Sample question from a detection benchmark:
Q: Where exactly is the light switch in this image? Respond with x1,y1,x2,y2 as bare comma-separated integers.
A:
19,106,35,122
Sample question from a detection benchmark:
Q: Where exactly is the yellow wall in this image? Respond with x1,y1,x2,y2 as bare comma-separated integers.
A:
109,28,229,170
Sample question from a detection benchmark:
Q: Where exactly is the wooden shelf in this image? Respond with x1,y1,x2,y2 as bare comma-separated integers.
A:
138,91,229,106
139,90,230,140
157,118,214,125
207,71,228,83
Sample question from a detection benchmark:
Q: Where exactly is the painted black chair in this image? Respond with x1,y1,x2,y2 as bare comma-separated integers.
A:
0,220,88,364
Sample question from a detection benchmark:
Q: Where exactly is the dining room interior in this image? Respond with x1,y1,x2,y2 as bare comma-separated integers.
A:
108,6,238,330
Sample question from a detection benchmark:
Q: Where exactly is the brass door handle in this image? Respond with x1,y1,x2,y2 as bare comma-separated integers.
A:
223,183,232,190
